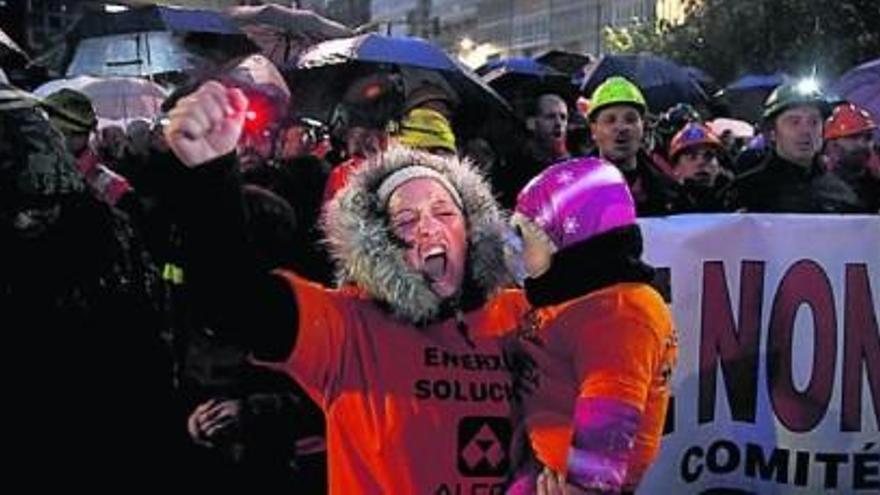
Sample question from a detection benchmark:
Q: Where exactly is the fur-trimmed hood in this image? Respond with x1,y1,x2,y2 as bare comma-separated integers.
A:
322,146,511,324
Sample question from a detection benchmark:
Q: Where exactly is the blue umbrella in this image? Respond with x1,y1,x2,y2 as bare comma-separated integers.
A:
298,34,466,72
725,73,788,91
72,5,245,38
717,72,790,124
830,58,880,123
684,66,713,85
291,33,513,135
683,66,719,94
579,54,708,114
534,50,592,78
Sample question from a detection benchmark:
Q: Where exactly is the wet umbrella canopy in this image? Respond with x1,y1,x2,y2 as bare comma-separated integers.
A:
477,57,565,79
1,27,29,67
831,58,880,131
34,76,169,125
579,54,708,114
716,72,789,124
296,34,471,72
289,34,513,138
534,50,592,78
227,4,352,66
65,5,257,78
477,57,577,119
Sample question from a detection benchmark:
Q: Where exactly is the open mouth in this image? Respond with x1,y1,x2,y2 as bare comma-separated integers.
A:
689,172,713,187
614,135,632,147
422,248,448,282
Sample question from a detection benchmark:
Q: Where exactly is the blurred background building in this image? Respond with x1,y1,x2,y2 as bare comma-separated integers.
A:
370,0,690,67
1,0,690,68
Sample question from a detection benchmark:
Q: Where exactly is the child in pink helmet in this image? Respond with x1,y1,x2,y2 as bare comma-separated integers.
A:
507,156,678,494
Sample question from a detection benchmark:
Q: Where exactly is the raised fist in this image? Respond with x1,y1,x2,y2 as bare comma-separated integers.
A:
164,81,248,167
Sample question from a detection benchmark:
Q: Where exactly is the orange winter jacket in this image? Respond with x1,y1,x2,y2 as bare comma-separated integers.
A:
521,282,677,490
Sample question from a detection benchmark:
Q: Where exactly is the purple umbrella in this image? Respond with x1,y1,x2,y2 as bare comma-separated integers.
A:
830,58,880,123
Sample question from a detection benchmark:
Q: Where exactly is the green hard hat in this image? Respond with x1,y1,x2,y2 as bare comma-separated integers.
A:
588,76,647,120
762,81,832,123
42,88,97,135
1,82,85,200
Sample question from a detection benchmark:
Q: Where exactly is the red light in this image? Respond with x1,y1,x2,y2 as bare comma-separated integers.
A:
242,93,273,135
362,83,383,100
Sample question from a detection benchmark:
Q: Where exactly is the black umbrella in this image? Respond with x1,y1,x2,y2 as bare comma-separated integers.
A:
534,49,592,78
477,57,578,120
64,5,257,78
227,4,352,66
715,73,789,124
1,27,29,67
288,34,514,138
579,54,708,114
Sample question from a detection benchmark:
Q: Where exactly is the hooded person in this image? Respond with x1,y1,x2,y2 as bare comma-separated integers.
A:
163,81,530,494
1,82,177,489
394,107,457,156
41,89,135,208
180,185,329,494
41,88,97,156
505,157,678,494
400,66,460,120
322,71,405,204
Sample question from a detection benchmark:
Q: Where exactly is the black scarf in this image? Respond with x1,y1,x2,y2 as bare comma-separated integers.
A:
524,225,656,307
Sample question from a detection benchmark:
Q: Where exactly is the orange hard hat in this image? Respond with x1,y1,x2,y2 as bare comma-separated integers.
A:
824,102,877,140
669,123,723,160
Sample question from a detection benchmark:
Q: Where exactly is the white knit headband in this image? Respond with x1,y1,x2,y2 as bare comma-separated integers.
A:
377,165,463,209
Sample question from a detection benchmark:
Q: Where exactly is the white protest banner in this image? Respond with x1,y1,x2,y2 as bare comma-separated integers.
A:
637,214,879,494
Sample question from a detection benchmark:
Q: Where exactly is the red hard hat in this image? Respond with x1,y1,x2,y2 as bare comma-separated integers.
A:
824,102,877,140
669,123,723,160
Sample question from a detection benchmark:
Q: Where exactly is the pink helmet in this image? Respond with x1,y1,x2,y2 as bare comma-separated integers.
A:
513,156,636,251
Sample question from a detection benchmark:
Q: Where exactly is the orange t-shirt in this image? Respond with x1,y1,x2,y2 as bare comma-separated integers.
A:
522,282,677,489
274,272,529,494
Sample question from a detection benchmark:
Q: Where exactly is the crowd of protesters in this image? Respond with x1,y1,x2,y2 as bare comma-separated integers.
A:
2,19,878,494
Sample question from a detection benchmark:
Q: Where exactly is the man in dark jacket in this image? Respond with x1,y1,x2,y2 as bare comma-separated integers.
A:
1,82,179,489
587,77,681,216
41,88,136,210
494,92,572,209
731,82,861,213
